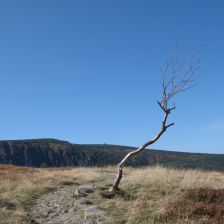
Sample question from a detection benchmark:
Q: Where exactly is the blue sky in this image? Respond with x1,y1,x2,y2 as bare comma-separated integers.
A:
0,0,223,153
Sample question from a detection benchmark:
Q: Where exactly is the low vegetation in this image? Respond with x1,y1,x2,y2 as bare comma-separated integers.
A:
161,187,224,224
0,165,224,223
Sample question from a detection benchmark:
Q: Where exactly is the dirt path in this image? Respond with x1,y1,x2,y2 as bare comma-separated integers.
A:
30,183,107,224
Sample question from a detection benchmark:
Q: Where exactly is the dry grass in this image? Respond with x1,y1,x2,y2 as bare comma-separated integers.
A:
1,165,224,224
0,165,102,224
93,166,224,224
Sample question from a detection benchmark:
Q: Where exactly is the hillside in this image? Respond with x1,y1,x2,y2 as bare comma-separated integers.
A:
0,138,224,170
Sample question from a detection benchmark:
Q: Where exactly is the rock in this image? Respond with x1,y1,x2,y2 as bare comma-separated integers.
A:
74,189,81,197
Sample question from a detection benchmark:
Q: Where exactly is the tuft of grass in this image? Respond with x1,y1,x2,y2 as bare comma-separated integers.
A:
60,180,79,186
0,198,16,210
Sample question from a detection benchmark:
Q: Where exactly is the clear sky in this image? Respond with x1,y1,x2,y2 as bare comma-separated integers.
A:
0,0,223,153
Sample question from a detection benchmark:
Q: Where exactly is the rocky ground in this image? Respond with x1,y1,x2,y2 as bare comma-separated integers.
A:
30,184,107,224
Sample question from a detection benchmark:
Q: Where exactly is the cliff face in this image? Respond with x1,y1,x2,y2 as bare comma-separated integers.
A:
0,139,129,167
0,139,106,167
0,139,224,170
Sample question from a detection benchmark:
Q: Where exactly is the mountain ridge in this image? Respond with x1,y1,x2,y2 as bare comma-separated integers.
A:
0,138,223,170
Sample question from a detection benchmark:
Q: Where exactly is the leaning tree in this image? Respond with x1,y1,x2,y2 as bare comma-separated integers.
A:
110,53,200,192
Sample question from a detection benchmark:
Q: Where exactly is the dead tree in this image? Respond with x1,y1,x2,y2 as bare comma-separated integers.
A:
110,53,200,192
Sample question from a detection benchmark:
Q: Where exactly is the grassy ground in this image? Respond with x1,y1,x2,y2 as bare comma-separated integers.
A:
0,165,102,224
0,165,224,224
96,167,224,224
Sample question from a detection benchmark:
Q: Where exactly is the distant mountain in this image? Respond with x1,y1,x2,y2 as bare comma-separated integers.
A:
0,138,223,170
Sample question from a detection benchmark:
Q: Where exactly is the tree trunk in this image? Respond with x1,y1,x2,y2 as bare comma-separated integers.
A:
109,103,175,192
